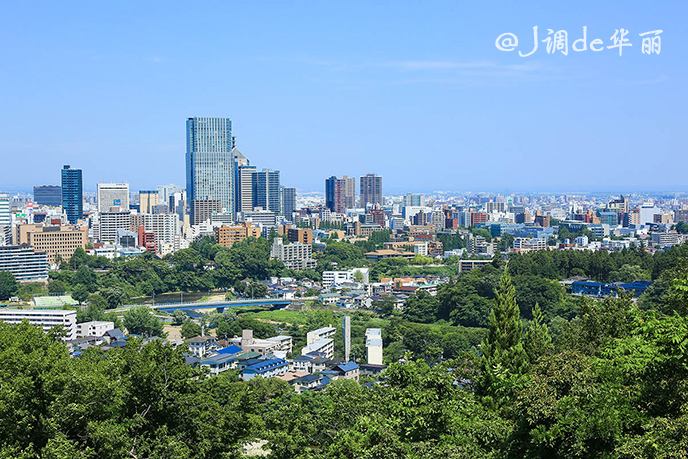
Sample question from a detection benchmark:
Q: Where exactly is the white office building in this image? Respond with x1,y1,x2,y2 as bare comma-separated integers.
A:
322,268,370,288
0,308,77,340
97,183,130,212
130,213,181,244
98,212,132,243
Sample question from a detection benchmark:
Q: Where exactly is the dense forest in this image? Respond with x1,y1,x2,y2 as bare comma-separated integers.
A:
2,241,688,457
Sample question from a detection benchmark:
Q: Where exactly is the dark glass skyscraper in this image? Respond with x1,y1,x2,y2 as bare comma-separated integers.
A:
61,165,83,224
33,185,62,207
186,117,235,216
252,169,280,213
281,186,296,219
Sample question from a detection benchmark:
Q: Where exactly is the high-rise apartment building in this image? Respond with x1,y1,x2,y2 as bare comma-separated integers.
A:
253,169,281,214
139,190,159,214
61,165,83,224
325,176,346,213
97,183,129,212
130,213,180,245
98,212,131,243
281,186,296,219
343,175,356,210
326,176,356,212
186,117,235,216
191,199,222,225
33,186,62,207
214,223,261,248
0,202,9,245
360,174,383,208
0,193,10,229
233,146,249,214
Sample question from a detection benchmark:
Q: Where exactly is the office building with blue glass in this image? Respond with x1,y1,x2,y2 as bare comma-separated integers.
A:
61,165,83,224
253,169,281,214
186,117,235,217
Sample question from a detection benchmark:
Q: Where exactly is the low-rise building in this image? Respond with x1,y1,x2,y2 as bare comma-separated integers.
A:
76,321,114,338
301,338,334,359
214,222,261,248
0,308,77,340
242,358,289,381
188,336,217,357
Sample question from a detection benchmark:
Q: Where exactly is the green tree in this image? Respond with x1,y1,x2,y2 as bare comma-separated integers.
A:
479,271,529,399
353,270,364,283
402,290,438,323
74,265,98,292
374,294,397,316
123,306,165,337
71,284,89,305
172,309,188,325
523,303,552,364
48,279,69,294
0,271,19,300
181,320,202,339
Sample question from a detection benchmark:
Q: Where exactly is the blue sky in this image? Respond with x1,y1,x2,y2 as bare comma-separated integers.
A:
0,1,685,194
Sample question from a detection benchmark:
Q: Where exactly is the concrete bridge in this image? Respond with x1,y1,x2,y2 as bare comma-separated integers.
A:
151,298,293,314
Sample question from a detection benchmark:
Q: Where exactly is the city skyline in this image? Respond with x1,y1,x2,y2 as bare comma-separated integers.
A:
1,2,685,194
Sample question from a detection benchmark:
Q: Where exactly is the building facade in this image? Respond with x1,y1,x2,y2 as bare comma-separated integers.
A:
191,199,222,225
18,224,88,266
33,185,62,207
61,165,83,224
186,117,235,216
359,174,383,208
97,183,129,212
214,223,261,248
281,186,296,219
0,308,77,340
0,245,49,282
253,169,281,213
270,238,317,271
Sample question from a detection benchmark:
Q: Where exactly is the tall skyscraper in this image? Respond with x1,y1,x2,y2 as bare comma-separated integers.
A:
233,146,249,214
281,186,296,219
325,176,345,213
325,175,356,213
253,169,281,213
186,117,235,216
343,175,356,210
97,183,129,212
61,165,83,224
237,165,256,213
360,173,383,208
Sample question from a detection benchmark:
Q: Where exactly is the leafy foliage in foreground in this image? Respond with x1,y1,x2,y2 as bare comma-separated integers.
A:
5,247,688,458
